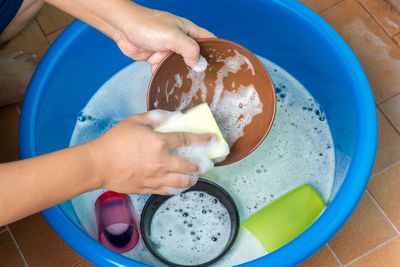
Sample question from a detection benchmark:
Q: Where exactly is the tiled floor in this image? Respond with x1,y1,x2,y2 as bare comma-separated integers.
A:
0,1,399,266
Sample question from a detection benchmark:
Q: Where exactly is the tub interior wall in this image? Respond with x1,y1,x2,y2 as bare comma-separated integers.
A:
32,0,356,229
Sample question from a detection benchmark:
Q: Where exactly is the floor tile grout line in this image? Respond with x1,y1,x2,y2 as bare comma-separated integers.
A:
383,0,400,16
366,189,400,234
378,90,400,105
5,225,29,267
317,0,345,14
359,0,400,47
391,36,399,46
376,105,400,135
70,259,85,267
326,243,344,266
357,0,399,45
34,18,51,46
343,234,399,266
44,26,68,37
371,161,400,179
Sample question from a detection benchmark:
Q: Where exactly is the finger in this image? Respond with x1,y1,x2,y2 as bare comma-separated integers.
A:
165,154,200,173
162,131,215,149
151,64,158,73
150,186,180,196
146,172,197,190
132,110,178,128
148,174,198,195
162,173,198,188
163,186,186,195
179,18,216,39
134,186,173,196
166,31,200,68
146,51,170,71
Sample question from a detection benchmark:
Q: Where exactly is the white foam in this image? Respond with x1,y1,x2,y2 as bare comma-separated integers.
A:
181,50,261,147
153,110,217,174
147,110,180,127
216,50,255,76
210,50,255,111
165,74,183,104
106,223,130,235
150,191,231,266
68,55,335,266
213,84,263,147
178,70,207,110
172,144,214,174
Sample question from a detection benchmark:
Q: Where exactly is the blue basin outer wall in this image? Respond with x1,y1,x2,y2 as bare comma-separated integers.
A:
19,0,377,266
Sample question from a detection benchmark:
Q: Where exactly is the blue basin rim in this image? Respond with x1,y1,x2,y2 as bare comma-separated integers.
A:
18,0,377,266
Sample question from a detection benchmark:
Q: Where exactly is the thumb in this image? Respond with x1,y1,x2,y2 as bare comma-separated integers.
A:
167,31,200,68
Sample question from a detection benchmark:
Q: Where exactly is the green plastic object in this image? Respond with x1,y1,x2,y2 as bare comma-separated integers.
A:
241,184,325,253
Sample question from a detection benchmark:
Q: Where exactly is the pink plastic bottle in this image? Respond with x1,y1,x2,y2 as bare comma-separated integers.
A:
95,191,139,253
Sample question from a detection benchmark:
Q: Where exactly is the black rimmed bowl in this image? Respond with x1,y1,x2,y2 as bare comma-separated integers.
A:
140,178,240,267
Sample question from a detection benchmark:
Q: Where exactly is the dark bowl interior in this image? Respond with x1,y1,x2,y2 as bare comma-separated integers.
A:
140,178,240,267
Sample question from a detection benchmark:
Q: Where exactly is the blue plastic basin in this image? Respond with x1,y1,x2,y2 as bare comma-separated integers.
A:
19,0,377,266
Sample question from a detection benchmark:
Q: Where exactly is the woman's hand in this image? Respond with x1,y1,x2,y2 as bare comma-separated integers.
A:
47,0,215,72
0,110,214,225
90,111,215,195
113,5,215,72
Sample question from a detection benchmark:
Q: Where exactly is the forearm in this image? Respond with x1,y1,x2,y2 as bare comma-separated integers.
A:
47,0,215,70
0,143,101,226
45,0,147,41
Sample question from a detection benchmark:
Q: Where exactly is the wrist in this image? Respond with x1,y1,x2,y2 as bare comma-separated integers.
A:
78,140,106,191
107,1,158,44
100,0,145,41
46,0,129,41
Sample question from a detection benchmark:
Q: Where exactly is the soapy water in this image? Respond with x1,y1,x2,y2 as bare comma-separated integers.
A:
68,55,334,265
150,191,231,265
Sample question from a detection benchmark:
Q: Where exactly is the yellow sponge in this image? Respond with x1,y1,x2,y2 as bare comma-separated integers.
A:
155,103,230,160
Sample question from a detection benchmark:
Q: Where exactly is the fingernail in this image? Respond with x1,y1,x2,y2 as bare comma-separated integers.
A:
164,186,185,195
191,56,208,72
189,174,198,184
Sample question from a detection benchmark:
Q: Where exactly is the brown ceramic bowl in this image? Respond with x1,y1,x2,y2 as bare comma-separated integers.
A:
147,38,276,166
